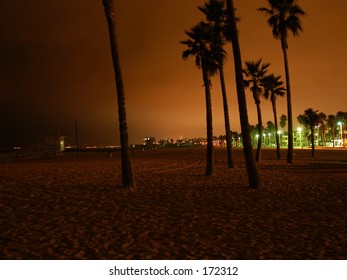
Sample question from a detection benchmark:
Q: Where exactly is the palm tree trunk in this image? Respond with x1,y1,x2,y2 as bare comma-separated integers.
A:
218,62,235,168
202,63,214,176
103,0,135,188
272,99,281,159
281,36,294,163
226,0,262,187
254,95,263,163
343,122,346,147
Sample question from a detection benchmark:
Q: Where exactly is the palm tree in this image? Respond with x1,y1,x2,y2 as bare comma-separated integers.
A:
181,22,218,176
243,59,270,162
199,0,235,168
298,108,319,157
318,112,327,147
265,121,276,146
102,0,135,188
280,114,287,132
261,74,286,159
259,0,306,163
327,114,336,147
279,114,287,146
225,0,262,187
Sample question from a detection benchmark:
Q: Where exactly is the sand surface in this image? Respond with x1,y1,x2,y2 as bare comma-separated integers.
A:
1,147,346,259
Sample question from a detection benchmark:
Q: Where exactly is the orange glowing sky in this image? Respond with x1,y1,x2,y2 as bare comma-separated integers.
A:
1,0,347,146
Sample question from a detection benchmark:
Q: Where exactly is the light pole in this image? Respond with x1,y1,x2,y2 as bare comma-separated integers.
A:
338,121,343,147
315,125,320,146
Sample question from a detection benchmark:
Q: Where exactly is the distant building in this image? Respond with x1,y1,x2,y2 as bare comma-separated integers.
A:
142,137,157,148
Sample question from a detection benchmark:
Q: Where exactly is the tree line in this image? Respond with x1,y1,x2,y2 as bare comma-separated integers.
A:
297,109,347,157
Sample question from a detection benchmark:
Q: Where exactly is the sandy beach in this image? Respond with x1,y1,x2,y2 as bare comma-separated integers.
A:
1,147,346,259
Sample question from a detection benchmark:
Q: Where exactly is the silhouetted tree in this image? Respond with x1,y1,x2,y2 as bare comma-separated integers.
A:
318,112,327,146
298,108,319,157
181,22,218,176
261,74,286,158
199,0,235,168
102,0,134,188
280,114,287,131
259,0,306,163
225,0,262,187
327,114,336,147
243,59,270,162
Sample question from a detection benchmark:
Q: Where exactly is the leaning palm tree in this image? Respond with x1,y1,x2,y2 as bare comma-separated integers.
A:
199,0,235,168
225,0,262,187
181,22,218,176
261,74,286,159
243,59,270,162
102,0,134,188
259,0,306,163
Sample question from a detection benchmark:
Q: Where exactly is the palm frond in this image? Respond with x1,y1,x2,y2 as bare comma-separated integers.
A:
259,0,305,39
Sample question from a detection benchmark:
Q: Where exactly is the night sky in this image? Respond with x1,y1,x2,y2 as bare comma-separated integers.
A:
1,0,347,147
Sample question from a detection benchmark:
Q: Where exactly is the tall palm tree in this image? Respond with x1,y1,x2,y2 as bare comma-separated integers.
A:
102,0,134,188
243,59,270,162
261,74,286,159
298,108,319,157
199,0,235,168
259,0,306,163
181,22,218,176
225,0,262,187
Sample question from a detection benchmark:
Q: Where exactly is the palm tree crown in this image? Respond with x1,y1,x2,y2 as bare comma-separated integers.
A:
261,74,286,102
198,0,230,42
259,0,306,48
243,59,270,103
181,22,218,75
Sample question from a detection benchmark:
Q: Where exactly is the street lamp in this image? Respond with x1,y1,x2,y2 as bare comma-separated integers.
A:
315,125,320,146
338,121,343,147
